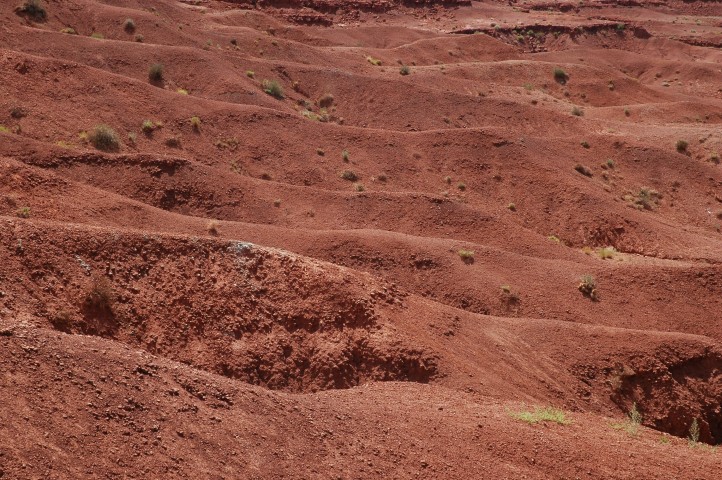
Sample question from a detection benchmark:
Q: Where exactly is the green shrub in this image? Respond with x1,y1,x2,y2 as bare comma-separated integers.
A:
246,70,255,78
553,67,568,84
141,120,155,134
676,139,688,153
17,207,31,218
366,56,381,66
511,406,570,425
458,249,475,260
400,65,410,75
89,125,120,151
262,80,284,99
148,63,164,82
190,116,201,130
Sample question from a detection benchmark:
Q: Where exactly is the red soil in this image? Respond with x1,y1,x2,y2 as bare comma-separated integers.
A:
1,0,722,478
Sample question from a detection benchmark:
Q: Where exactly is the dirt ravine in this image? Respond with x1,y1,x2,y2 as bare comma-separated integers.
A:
1,0,721,478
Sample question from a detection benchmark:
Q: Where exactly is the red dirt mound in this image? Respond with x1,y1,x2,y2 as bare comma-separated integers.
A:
2,0,722,478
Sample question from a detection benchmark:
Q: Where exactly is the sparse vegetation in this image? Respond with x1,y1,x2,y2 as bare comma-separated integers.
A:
341,149,350,162
164,136,182,148
89,125,120,151
635,187,661,210
262,79,285,99
206,220,219,236
141,120,156,134
273,199,281,207
400,65,411,75
123,18,136,33
458,249,475,263
710,153,720,164
578,274,598,300
676,139,688,153
571,106,584,116
318,93,334,108
90,33,105,39
354,183,365,192
17,0,46,21
598,246,616,259
190,116,201,131
340,170,358,181
316,148,325,156
511,406,570,425
135,34,144,43
60,27,76,35
612,403,642,435
507,203,516,211
148,63,164,82
177,88,189,95
580,140,590,149
366,56,382,66
246,70,255,78
85,276,115,313
553,67,568,84
17,207,31,218
688,418,700,445
457,182,466,191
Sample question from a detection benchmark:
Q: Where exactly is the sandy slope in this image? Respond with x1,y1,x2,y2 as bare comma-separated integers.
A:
1,0,721,478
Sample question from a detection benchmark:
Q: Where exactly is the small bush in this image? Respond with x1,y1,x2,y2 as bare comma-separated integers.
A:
598,246,615,259
366,56,382,66
148,63,164,82
688,418,700,444
316,148,325,156
318,93,334,108
457,182,466,191
578,274,597,300
90,33,105,39
710,153,720,164
17,207,31,218
89,125,120,151
507,203,516,211
580,140,590,149
458,249,475,263
164,136,182,149
60,27,76,35
17,0,46,21
141,120,155,134
273,199,281,207
135,34,144,43
511,406,570,425
262,79,284,99
340,170,358,181
354,183,365,192
553,67,568,84
207,220,219,236
123,18,136,33
341,149,350,162
571,106,584,116
400,65,410,75
635,187,661,210
85,276,115,313
190,116,201,131
676,139,688,153
246,70,255,78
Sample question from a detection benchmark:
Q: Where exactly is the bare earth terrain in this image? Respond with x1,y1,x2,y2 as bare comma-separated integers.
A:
1,0,722,478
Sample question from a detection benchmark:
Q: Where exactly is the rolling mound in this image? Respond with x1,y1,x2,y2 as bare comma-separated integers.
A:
1,0,722,478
